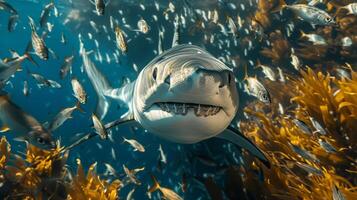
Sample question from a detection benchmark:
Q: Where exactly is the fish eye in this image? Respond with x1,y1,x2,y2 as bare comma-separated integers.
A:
152,68,157,81
325,17,331,22
37,137,45,144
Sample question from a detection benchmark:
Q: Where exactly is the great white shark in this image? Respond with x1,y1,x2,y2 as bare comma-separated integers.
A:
81,43,270,167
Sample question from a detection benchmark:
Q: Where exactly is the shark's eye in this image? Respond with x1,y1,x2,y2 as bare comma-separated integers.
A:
152,68,157,80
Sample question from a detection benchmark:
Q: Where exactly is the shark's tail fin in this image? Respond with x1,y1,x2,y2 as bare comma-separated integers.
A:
81,47,134,120
81,48,112,120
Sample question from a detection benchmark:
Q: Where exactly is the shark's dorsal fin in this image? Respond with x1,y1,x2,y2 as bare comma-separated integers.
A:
217,126,271,168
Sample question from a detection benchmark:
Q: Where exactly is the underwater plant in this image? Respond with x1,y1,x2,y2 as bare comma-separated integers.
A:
0,137,121,200
239,67,357,200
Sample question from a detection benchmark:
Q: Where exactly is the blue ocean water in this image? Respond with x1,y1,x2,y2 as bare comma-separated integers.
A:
1,0,259,199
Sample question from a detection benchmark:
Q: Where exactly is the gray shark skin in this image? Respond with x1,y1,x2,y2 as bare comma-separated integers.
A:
81,44,270,167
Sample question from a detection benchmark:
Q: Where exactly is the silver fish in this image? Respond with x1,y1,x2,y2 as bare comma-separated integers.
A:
92,113,108,139
137,18,149,34
123,137,145,152
332,185,346,200
91,0,106,16
7,14,18,32
309,117,327,135
115,26,127,53
300,31,327,45
40,1,55,28
0,54,28,88
47,103,81,132
0,93,55,149
123,165,142,185
23,80,29,97
244,75,271,104
60,55,74,79
71,77,87,104
0,1,17,14
28,16,49,60
283,4,336,26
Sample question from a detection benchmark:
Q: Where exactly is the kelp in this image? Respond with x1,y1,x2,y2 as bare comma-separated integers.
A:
0,137,121,200
240,67,357,200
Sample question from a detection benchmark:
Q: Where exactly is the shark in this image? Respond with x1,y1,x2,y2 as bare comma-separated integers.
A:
81,43,270,167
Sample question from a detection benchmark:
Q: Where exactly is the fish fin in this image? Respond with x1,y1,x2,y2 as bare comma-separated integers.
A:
82,48,112,120
104,112,135,130
0,125,10,133
271,0,287,13
217,126,271,168
24,42,39,67
148,175,160,193
75,102,85,113
299,30,307,39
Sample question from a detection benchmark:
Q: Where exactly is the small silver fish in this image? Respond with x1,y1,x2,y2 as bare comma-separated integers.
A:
172,15,181,47
300,31,327,45
71,77,87,104
40,1,55,28
47,103,81,132
28,16,49,60
60,55,74,79
137,18,149,34
256,62,276,81
7,14,18,32
123,165,142,185
244,71,271,104
115,26,127,53
332,185,346,200
123,137,145,152
227,16,238,38
30,73,61,89
126,188,136,200
60,32,67,44
92,113,108,139
158,144,167,164
91,0,106,16
295,162,322,175
0,54,28,88
293,119,312,135
309,117,327,135
0,1,17,14
148,175,183,200
318,139,336,153
23,80,29,97
283,4,336,26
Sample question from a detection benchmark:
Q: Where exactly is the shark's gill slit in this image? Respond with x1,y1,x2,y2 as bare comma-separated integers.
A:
152,67,157,81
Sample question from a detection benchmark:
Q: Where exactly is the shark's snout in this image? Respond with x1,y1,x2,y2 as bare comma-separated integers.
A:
169,68,232,96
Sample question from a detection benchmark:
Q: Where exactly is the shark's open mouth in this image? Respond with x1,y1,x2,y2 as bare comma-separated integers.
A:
154,102,222,117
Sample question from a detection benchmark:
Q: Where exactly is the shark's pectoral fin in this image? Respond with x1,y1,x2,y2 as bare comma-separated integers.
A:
217,126,271,168
104,111,136,130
